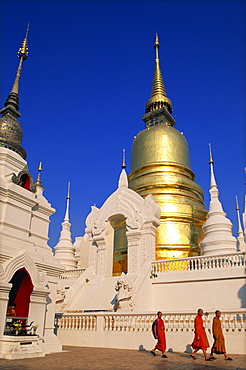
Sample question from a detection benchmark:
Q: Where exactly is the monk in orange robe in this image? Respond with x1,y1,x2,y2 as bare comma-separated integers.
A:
209,310,232,361
190,308,211,361
150,311,167,358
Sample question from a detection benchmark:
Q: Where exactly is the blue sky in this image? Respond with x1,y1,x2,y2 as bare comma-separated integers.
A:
1,0,245,249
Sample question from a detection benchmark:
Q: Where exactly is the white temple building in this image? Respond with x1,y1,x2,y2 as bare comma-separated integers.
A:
0,28,245,358
54,36,246,354
0,27,63,359
54,161,245,354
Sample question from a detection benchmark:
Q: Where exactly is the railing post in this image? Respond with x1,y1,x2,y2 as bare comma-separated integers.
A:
97,315,104,333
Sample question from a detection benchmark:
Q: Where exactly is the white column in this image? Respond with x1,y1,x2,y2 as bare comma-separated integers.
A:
126,231,142,274
141,221,158,266
42,278,62,353
28,288,49,337
95,237,106,276
0,282,12,336
88,232,98,273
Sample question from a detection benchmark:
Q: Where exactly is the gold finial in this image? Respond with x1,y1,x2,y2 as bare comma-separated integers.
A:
208,143,214,164
122,148,126,169
1,24,30,114
154,32,160,59
18,23,30,60
154,32,159,46
145,33,173,115
67,182,70,199
0,25,30,160
35,161,43,186
236,195,239,210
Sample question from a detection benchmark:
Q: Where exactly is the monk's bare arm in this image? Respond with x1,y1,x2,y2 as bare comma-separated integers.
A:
153,324,157,339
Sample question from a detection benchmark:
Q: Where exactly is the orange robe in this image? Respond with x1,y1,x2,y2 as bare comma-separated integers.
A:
152,318,166,352
212,316,226,354
191,315,209,350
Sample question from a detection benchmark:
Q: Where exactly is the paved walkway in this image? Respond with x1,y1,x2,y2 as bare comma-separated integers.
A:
0,346,245,369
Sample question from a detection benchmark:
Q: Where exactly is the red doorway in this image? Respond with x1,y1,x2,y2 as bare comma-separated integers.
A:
8,268,34,318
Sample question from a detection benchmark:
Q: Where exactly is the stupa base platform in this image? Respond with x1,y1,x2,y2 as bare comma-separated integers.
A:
0,335,45,359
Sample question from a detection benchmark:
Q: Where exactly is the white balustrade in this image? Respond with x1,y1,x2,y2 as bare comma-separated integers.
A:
151,252,245,274
59,314,97,331
56,310,246,335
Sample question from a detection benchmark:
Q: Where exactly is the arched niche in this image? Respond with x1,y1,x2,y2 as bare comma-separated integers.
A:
11,169,36,192
18,173,31,190
0,250,48,288
109,214,128,276
7,268,33,318
85,170,161,276
0,250,49,337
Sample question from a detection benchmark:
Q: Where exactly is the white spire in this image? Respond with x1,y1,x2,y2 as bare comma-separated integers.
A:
209,143,217,188
236,196,246,252
64,182,70,222
118,149,128,188
122,148,126,169
243,193,246,234
118,168,128,188
200,145,237,256
207,143,224,214
54,182,77,270
243,168,246,234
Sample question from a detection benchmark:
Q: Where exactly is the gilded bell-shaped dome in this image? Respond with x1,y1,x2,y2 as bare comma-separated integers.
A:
131,125,190,173
128,34,207,259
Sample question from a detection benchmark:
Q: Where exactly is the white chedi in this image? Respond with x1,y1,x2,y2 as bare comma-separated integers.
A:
243,195,246,232
236,196,246,252
54,183,77,270
200,147,237,256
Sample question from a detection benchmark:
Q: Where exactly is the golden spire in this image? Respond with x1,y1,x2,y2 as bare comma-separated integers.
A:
0,24,30,159
35,161,43,187
18,23,30,60
151,33,166,97
154,32,160,59
145,33,172,114
3,23,30,113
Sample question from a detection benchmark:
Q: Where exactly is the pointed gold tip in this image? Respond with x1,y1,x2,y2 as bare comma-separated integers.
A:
18,23,30,60
208,143,214,164
67,182,71,199
144,33,173,115
154,32,160,49
122,148,126,169
35,161,42,186
235,195,239,210
25,23,30,39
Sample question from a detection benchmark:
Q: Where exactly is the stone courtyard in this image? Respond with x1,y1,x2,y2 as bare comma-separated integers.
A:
0,346,245,369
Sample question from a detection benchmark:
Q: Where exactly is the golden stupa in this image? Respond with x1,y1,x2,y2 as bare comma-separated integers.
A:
128,34,207,259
